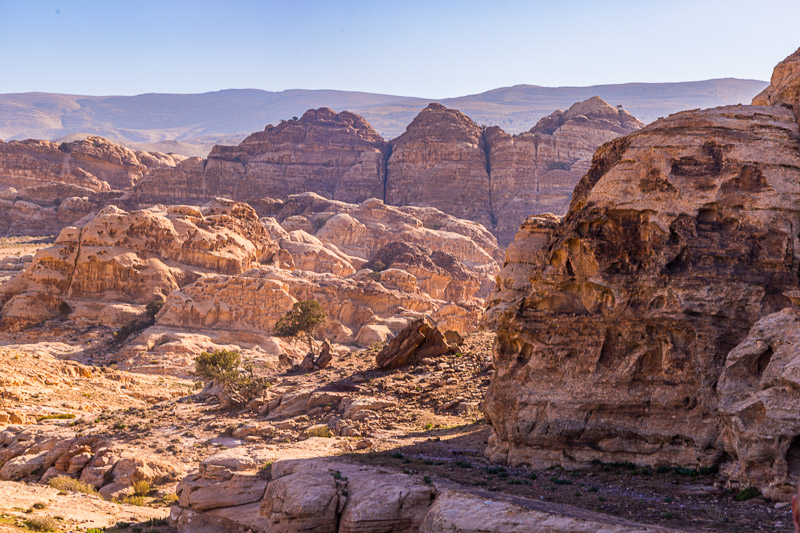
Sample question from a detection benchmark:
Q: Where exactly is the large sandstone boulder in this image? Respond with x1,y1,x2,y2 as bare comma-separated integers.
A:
484,101,800,472
376,316,456,369
171,456,676,533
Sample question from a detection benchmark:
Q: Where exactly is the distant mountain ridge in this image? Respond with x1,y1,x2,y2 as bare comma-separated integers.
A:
0,78,767,156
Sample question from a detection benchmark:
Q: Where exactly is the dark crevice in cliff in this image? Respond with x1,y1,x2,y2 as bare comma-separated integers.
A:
481,131,497,228
383,143,393,204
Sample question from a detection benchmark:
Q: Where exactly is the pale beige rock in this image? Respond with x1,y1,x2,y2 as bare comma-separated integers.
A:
418,490,678,533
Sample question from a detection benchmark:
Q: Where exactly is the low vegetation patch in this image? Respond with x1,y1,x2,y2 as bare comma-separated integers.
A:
37,413,76,422
47,475,97,495
23,516,58,532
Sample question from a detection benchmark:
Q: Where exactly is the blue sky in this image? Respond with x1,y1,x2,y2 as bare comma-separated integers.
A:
0,0,798,97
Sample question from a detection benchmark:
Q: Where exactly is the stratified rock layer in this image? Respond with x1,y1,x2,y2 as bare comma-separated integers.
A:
133,108,387,206
386,103,492,226
484,101,800,477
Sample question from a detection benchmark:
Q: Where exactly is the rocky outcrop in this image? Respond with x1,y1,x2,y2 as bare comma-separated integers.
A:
718,306,800,500
376,316,456,369
129,103,642,244
120,193,500,375
171,455,676,533
484,93,800,487
386,103,493,227
484,97,643,244
132,108,388,206
0,199,277,330
0,426,178,500
752,47,800,116
0,136,182,236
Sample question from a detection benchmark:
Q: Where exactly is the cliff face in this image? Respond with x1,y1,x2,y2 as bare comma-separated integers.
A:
385,103,492,227
484,47,800,499
131,102,642,245
484,97,643,244
0,137,182,235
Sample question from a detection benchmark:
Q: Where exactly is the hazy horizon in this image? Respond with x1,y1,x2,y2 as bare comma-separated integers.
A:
0,0,796,98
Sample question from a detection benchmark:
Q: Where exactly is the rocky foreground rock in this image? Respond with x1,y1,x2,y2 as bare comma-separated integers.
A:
484,46,800,500
171,454,677,533
129,100,642,244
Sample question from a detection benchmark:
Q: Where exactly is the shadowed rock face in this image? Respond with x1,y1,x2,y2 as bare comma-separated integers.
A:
485,103,800,469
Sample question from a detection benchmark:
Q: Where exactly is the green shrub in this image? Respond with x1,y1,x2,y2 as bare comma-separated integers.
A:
194,349,269,405
122,494,145,506
37,413,76,422
736,487,761,501
145,299,164,319
273,300,326,355
132,480,150,497
48,475,97,495
58,142,70,153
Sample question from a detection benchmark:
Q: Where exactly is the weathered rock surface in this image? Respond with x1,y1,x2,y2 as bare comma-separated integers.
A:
484,99,800,482
376,316,456,369
128,103,641,244
386,103,493,227
132,108,388,207
0,199,277,330
718,306,800,500
171,456,676,533
0,136,182,236
484,97,643,244
752,47,800,116
114,193,500,374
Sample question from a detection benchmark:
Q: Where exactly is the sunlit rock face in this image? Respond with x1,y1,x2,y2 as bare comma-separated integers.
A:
484,87,800,480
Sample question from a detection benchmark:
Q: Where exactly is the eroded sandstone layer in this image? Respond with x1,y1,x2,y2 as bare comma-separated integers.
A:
484,47,800,499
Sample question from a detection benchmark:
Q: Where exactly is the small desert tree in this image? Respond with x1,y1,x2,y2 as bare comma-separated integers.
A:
273,300,326,355
194,349,268,405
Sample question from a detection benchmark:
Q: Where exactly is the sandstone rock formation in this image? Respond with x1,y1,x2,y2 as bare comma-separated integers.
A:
484,97,643,244
483,47,800,498
121,193,500,374
132,108,388,206
171,455,677,533
128,102,642,244
0,136,182,236
0,199,277,331
376,316,456,369
1,192,499,376
718,307,800,500
386,103,493,226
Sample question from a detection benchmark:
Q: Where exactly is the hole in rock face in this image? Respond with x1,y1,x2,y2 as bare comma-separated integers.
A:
786,436,800,480
696,207,718,224
754,346,774,377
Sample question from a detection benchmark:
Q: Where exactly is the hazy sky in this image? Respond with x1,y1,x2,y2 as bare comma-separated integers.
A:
1,0,798,97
